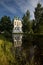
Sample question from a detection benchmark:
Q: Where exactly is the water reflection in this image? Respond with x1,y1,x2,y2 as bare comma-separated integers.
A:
12,34,43,65
22,35,43,65
13,34,22,47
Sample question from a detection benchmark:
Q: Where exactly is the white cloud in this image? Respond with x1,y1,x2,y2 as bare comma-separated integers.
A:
14,0,35,19
30,0,43,7
0,2,17,14
15,0,31,13
14,0,43,19
30,0,38,7
0,0,43,19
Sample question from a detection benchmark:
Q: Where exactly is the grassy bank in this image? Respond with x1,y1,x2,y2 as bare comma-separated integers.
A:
0,34,15,65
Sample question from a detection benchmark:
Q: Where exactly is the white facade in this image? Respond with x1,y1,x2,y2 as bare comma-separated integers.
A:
13,18,22,33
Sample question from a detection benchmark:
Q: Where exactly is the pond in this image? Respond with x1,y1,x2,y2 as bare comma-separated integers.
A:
12,34,43,65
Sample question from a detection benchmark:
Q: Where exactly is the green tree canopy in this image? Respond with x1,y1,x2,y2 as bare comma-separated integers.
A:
22,10,30,33
0,16,13,33
33,3,43,33
0,16,13,39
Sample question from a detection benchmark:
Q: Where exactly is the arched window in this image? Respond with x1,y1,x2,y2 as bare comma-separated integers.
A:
17,22,18,26
15,22,16,25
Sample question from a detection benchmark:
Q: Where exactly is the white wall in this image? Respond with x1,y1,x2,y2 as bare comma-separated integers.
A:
13,19,22,33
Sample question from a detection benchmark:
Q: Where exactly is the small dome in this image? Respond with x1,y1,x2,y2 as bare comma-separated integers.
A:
14,16,19,20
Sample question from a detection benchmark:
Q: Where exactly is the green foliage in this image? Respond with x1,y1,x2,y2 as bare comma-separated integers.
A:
0,34,15,65
0,16,13,33
34,3,42,22
32,34,43,65
32,20,36,33
0,16,13,40
0,20,3,32
22,10,30,33
34,3,43,33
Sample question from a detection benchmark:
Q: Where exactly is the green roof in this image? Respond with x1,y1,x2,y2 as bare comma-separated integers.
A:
14,16,19,20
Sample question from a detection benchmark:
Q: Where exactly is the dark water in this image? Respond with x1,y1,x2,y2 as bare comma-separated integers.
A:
12,34,43,65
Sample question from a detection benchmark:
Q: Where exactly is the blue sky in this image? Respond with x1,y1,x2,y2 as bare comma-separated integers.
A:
0,0,43,20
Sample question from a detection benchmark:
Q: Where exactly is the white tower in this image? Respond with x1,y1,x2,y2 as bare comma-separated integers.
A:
13,17,22,33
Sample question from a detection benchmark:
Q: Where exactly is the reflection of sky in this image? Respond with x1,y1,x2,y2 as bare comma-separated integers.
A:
0,0,43,20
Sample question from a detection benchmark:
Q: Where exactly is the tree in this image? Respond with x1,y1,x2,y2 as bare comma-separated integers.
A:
0,20,3,33
1,16,13,32
34,3,42,23
34,3,43,33
32,19,36,33
39,11,43,33
0,16,13,39
22,10,30,33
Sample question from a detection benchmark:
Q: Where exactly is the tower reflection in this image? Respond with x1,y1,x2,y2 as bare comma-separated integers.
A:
13,34,22,47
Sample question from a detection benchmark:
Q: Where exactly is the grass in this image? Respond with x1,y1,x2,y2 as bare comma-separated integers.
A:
0,34,16,65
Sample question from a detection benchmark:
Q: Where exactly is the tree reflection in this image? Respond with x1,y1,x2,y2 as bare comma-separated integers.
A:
33,35,43,65
12,34,43,65
22,34,43,65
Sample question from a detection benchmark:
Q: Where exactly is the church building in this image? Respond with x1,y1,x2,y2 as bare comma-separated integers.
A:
13,17,22,33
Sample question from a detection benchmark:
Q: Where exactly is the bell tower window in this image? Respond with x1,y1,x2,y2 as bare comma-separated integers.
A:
15,22,16,25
